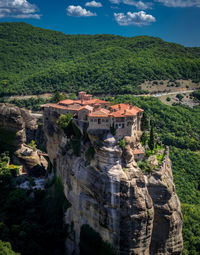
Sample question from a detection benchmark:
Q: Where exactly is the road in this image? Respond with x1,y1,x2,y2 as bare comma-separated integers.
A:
151,90,195,97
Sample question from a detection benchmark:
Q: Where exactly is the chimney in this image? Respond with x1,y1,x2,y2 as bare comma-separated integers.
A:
118,104,121,110
129,105,133,109
81,99,83,104
124,110,126,114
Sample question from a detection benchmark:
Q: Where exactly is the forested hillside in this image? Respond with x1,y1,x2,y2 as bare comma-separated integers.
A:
1,22,200,96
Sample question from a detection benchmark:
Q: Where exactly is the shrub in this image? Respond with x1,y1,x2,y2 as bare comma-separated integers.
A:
166,97,171,102
56,113,73,134
28,140,37,151
118,138,126,150
176,94,184,101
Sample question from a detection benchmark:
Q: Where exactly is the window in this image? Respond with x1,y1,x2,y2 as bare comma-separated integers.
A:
122,124,124,128
98,119,101,124
106,119,108,123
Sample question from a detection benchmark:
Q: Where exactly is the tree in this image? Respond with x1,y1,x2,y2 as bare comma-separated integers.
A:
141,112,149,131
148,123,155,151
176,94,184,101
0,240,20,255
51,92,67,103
141,131,148,145
56,113,73,134
28,140,37,151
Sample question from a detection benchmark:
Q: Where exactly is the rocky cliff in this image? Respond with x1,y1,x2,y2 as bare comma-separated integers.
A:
43,110,183,255
0,103,47,174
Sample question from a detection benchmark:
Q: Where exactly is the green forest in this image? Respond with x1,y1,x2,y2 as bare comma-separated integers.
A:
1,22,200,96
0,151,69,255
107,95,200,255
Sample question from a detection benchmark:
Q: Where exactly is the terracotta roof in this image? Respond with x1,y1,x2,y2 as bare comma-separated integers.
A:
110,103,129,110
78,105,93,111
109,108,138,117
41,103,69,110
110,103,143,113
59,99,74,105
88,108,110,117
76,99,109,105
66,103,82,110
133,149,145,155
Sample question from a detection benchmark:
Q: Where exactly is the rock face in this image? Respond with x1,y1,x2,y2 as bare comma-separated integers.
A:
0,103,47,174
43,110,183,255
14,144,48,175
146,149,183,255
0,103,38,146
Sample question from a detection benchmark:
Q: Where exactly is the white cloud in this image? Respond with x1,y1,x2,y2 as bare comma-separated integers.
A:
155,0,200,8
67,5,97,17
85,1,102,7
0,0,41,19
114,10,156,26
109,0,152,10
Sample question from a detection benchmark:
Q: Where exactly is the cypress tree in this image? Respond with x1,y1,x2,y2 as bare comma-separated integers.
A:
141,112,149,131
148,124,154,151
141,131,148,145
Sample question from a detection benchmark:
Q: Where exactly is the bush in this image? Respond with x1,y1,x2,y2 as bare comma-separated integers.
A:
28,140,37,151
0,240,20,255
118,139,126,150
56,113,73,134
166,97,171,102
176,94,184,101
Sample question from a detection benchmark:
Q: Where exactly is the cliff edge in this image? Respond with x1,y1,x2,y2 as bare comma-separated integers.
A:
43,110,183,255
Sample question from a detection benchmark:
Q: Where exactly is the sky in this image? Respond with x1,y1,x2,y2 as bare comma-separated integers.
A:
0,0,200,46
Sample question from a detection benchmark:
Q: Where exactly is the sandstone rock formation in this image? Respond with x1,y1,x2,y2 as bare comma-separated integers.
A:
14,144,48,175
43,110,183,255
0,103,47,174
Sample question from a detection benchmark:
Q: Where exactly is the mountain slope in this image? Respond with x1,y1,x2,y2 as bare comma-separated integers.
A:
0,22,200,95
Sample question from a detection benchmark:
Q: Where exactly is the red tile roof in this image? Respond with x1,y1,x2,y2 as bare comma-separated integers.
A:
110,103,143,113
88,108,110,117
76,99,109,105
109,109,138,117
42,103,69,110
59,99,74,105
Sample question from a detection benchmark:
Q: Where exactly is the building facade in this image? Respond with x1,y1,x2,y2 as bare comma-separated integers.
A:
42,92,143,139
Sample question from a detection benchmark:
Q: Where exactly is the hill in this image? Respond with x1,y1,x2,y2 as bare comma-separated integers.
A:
1,22,200,96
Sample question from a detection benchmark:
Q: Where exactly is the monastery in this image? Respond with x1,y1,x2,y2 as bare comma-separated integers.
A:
42,91,143,137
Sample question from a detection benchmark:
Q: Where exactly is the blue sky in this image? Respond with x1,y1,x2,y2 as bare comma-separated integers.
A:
0,0,200,46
